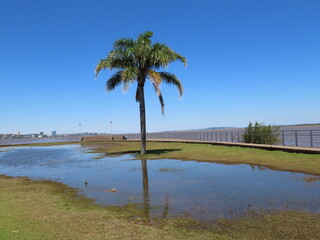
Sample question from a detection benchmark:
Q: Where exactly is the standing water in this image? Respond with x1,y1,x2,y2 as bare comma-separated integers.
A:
0,144,319,221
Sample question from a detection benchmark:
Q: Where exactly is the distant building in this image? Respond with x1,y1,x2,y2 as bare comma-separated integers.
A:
52,131,57,137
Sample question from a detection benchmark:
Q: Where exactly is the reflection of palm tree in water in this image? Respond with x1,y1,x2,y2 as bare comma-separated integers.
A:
162,194,169,218
141,160,170,223
141,159,150,222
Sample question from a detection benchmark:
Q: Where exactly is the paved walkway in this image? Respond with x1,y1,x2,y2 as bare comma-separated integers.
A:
128,138,320,154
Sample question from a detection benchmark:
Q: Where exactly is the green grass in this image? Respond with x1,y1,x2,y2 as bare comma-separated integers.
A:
83,141,320,175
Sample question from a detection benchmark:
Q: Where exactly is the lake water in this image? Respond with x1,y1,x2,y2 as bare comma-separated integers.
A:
0,144,319,221
0,136,80,146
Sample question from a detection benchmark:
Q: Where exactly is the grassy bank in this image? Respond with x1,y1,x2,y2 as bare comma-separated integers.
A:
1,175,319,240
83,141,320,175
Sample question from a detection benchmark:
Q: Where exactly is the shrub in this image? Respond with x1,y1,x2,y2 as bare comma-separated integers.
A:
243,122,280,144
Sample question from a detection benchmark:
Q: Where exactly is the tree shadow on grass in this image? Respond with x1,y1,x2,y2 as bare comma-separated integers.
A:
144,148,182,155
106,148,182,157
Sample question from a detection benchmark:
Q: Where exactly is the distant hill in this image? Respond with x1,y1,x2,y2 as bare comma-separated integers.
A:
202,127,236,130
277,123,320,127
173,123,320,132
171,127,237,132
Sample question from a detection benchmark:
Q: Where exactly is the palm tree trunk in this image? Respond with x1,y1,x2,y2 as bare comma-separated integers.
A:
138,84,147,154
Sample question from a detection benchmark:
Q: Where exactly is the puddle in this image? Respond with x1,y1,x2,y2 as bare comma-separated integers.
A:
0,144,319,221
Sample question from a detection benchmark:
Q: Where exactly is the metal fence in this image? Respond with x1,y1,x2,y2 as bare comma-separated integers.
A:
125,130,320,148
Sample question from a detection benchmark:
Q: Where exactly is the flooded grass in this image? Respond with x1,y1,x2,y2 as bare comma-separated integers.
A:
0,142,320,239
304,176,320,183
0,144,319,221
158,167,185,173
1,175,319,240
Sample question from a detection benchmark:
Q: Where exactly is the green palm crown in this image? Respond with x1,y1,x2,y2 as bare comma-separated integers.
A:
95,31,187,115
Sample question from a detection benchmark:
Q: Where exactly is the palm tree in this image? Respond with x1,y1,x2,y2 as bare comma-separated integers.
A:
95,31,186,154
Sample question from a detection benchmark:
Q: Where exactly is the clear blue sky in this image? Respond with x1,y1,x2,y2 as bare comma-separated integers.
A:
1,0,319,134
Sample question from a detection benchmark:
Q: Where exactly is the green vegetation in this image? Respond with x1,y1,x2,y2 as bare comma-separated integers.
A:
1,175,319,240
158,167,185,173
84,141,320,175
243,122,280,144
95,31,186,154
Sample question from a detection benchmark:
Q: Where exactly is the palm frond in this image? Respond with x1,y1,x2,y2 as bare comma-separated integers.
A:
106,71,123,92
119,66,138,93
113,38,135,50
147,70,162,84
159,72,184,97
95,38,137,76
121,66,139,81
109,50,136,68
137,31,153,47
150,80,165,115
174,53,187,67
135,32,153,69
122,80,133,94
95,59,108,78
150,43,187,69
95,54,132,77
